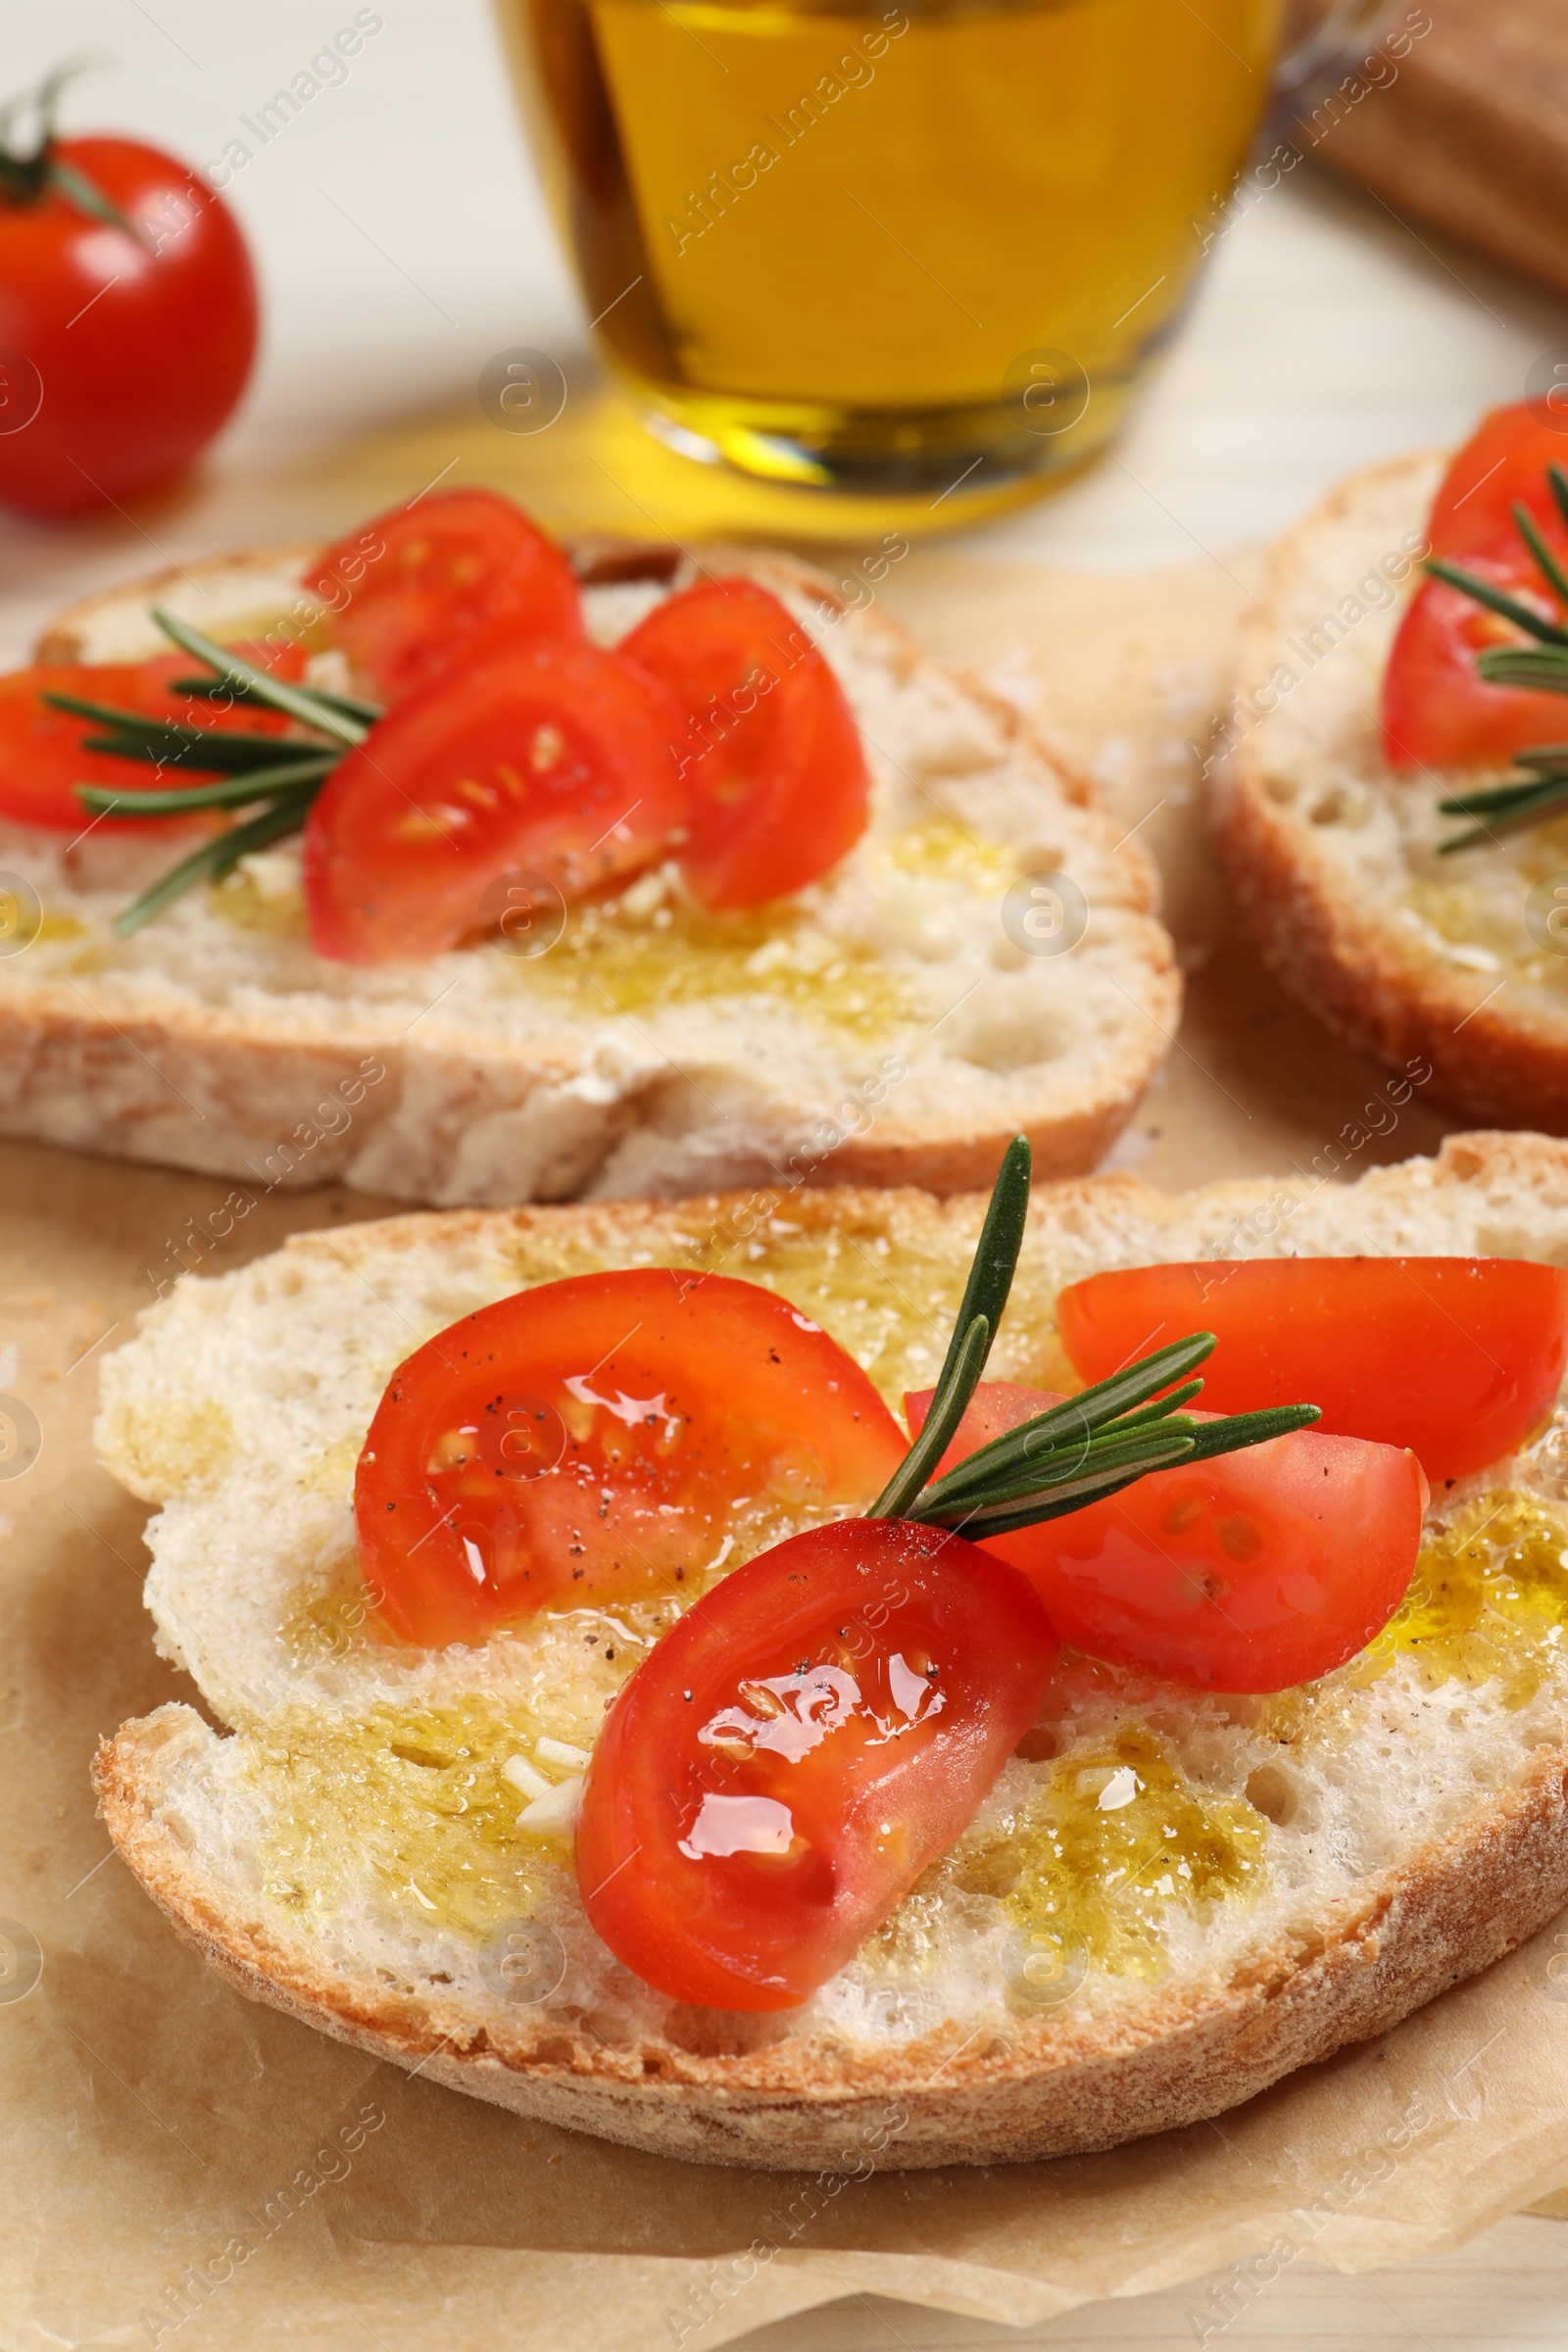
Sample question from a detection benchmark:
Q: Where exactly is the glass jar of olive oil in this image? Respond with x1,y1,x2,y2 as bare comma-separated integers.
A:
494,0,1372,518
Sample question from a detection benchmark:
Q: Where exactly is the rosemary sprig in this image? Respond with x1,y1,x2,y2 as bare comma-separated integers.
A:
1511,506,1568,611
906,1332,1213,1504
867,1140,1320,1538
1424,557,1568,648
59,609,381,936
48,691,337,773
149,609,370,745
1429,468,1568,854
168,671,382,726
870,1133,1031,1519
113,798,319,934
76,759,335,819
1474,645,1568,693
1437,769,1568,854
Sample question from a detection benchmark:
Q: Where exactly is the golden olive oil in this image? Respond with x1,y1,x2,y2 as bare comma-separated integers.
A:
1362,1492,1568,1708
501,1193,1070,1403
518,877,918,1035
930,1726,1266,1979
253,1697,572,1936
496,0,1281,499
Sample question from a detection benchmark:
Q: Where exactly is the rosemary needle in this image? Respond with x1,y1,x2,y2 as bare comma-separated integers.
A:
61,611,382,929
1431,473,1568,855
868,1138,1320,1537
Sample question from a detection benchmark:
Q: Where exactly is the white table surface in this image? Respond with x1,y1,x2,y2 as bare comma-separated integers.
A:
6,7,1568,2347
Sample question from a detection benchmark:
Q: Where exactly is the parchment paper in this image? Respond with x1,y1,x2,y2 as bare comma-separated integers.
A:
7,456,1565,2352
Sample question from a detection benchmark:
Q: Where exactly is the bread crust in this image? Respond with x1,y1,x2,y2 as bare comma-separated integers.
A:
101,1120,1567,1292
91,1691,1568,2172
1213,452,1568,1133
89,1130,1568,2170
2,545,1178,1204
34,541,328,664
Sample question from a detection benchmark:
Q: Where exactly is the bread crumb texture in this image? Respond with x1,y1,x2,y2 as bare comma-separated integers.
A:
94,1142,1568,2124
1216,455,1568,1127
0,549,1176,1204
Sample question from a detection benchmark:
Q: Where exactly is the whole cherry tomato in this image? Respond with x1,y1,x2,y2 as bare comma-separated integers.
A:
1055,1257,1568,1485
302,637,689,963
906,1382,1427,1693
356,1269,906,1647
0,645,307,829
0,132,256,515
1383,402,1568,770
307,490,584,703
576,1515,1056,2010
619,577,871,909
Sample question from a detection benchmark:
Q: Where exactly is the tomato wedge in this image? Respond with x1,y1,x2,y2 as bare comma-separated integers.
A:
308,489,584,703
302,638,689,963
618,577,870,909
1056,1258,1568,1485
0,645,307,830
1425,402,1568,558
906,1382,1426,1693
356,1269,906,1647
1383,548,1568,772
1384,402,1568,771
576,1516,1055,2010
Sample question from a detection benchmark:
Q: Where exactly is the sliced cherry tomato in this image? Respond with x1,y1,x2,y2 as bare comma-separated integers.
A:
618,577,870,909
1055,1258,1568,1485
1384,402,1568,771
906,1383,1426,1693
302,638,689,963
307,490,584,702
576,1516,1056,2010
356,1269,906,1648
1383,548,1568,771
0,644,307,830
1425,402,1568,558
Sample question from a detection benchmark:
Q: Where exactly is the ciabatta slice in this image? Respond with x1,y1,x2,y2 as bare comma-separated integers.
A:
1213,451,1568,1132
94,1134,1568,2169
0,541,1177,1205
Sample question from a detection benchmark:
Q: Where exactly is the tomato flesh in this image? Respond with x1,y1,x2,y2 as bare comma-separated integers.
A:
1383,548,1568,772
906,1382,1426,1693
1384,401,1568,771
356,1269,906,1647
0,137,256,517
308,490,584,702
1056,1257,1568,1485
576,1516,1056,2009
0,646,307,830
302,638,690,963
618,577,870,909
1426,403,1568,558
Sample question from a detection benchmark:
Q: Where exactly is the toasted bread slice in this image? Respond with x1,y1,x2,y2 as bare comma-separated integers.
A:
94,1132,1568,2169
1213,451,1568,1131
0,541,1177,1205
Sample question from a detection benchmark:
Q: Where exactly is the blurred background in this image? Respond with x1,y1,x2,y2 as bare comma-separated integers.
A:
1,0,1565,662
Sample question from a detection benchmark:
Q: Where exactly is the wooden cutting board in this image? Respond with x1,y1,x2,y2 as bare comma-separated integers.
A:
1305,0,1568,303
